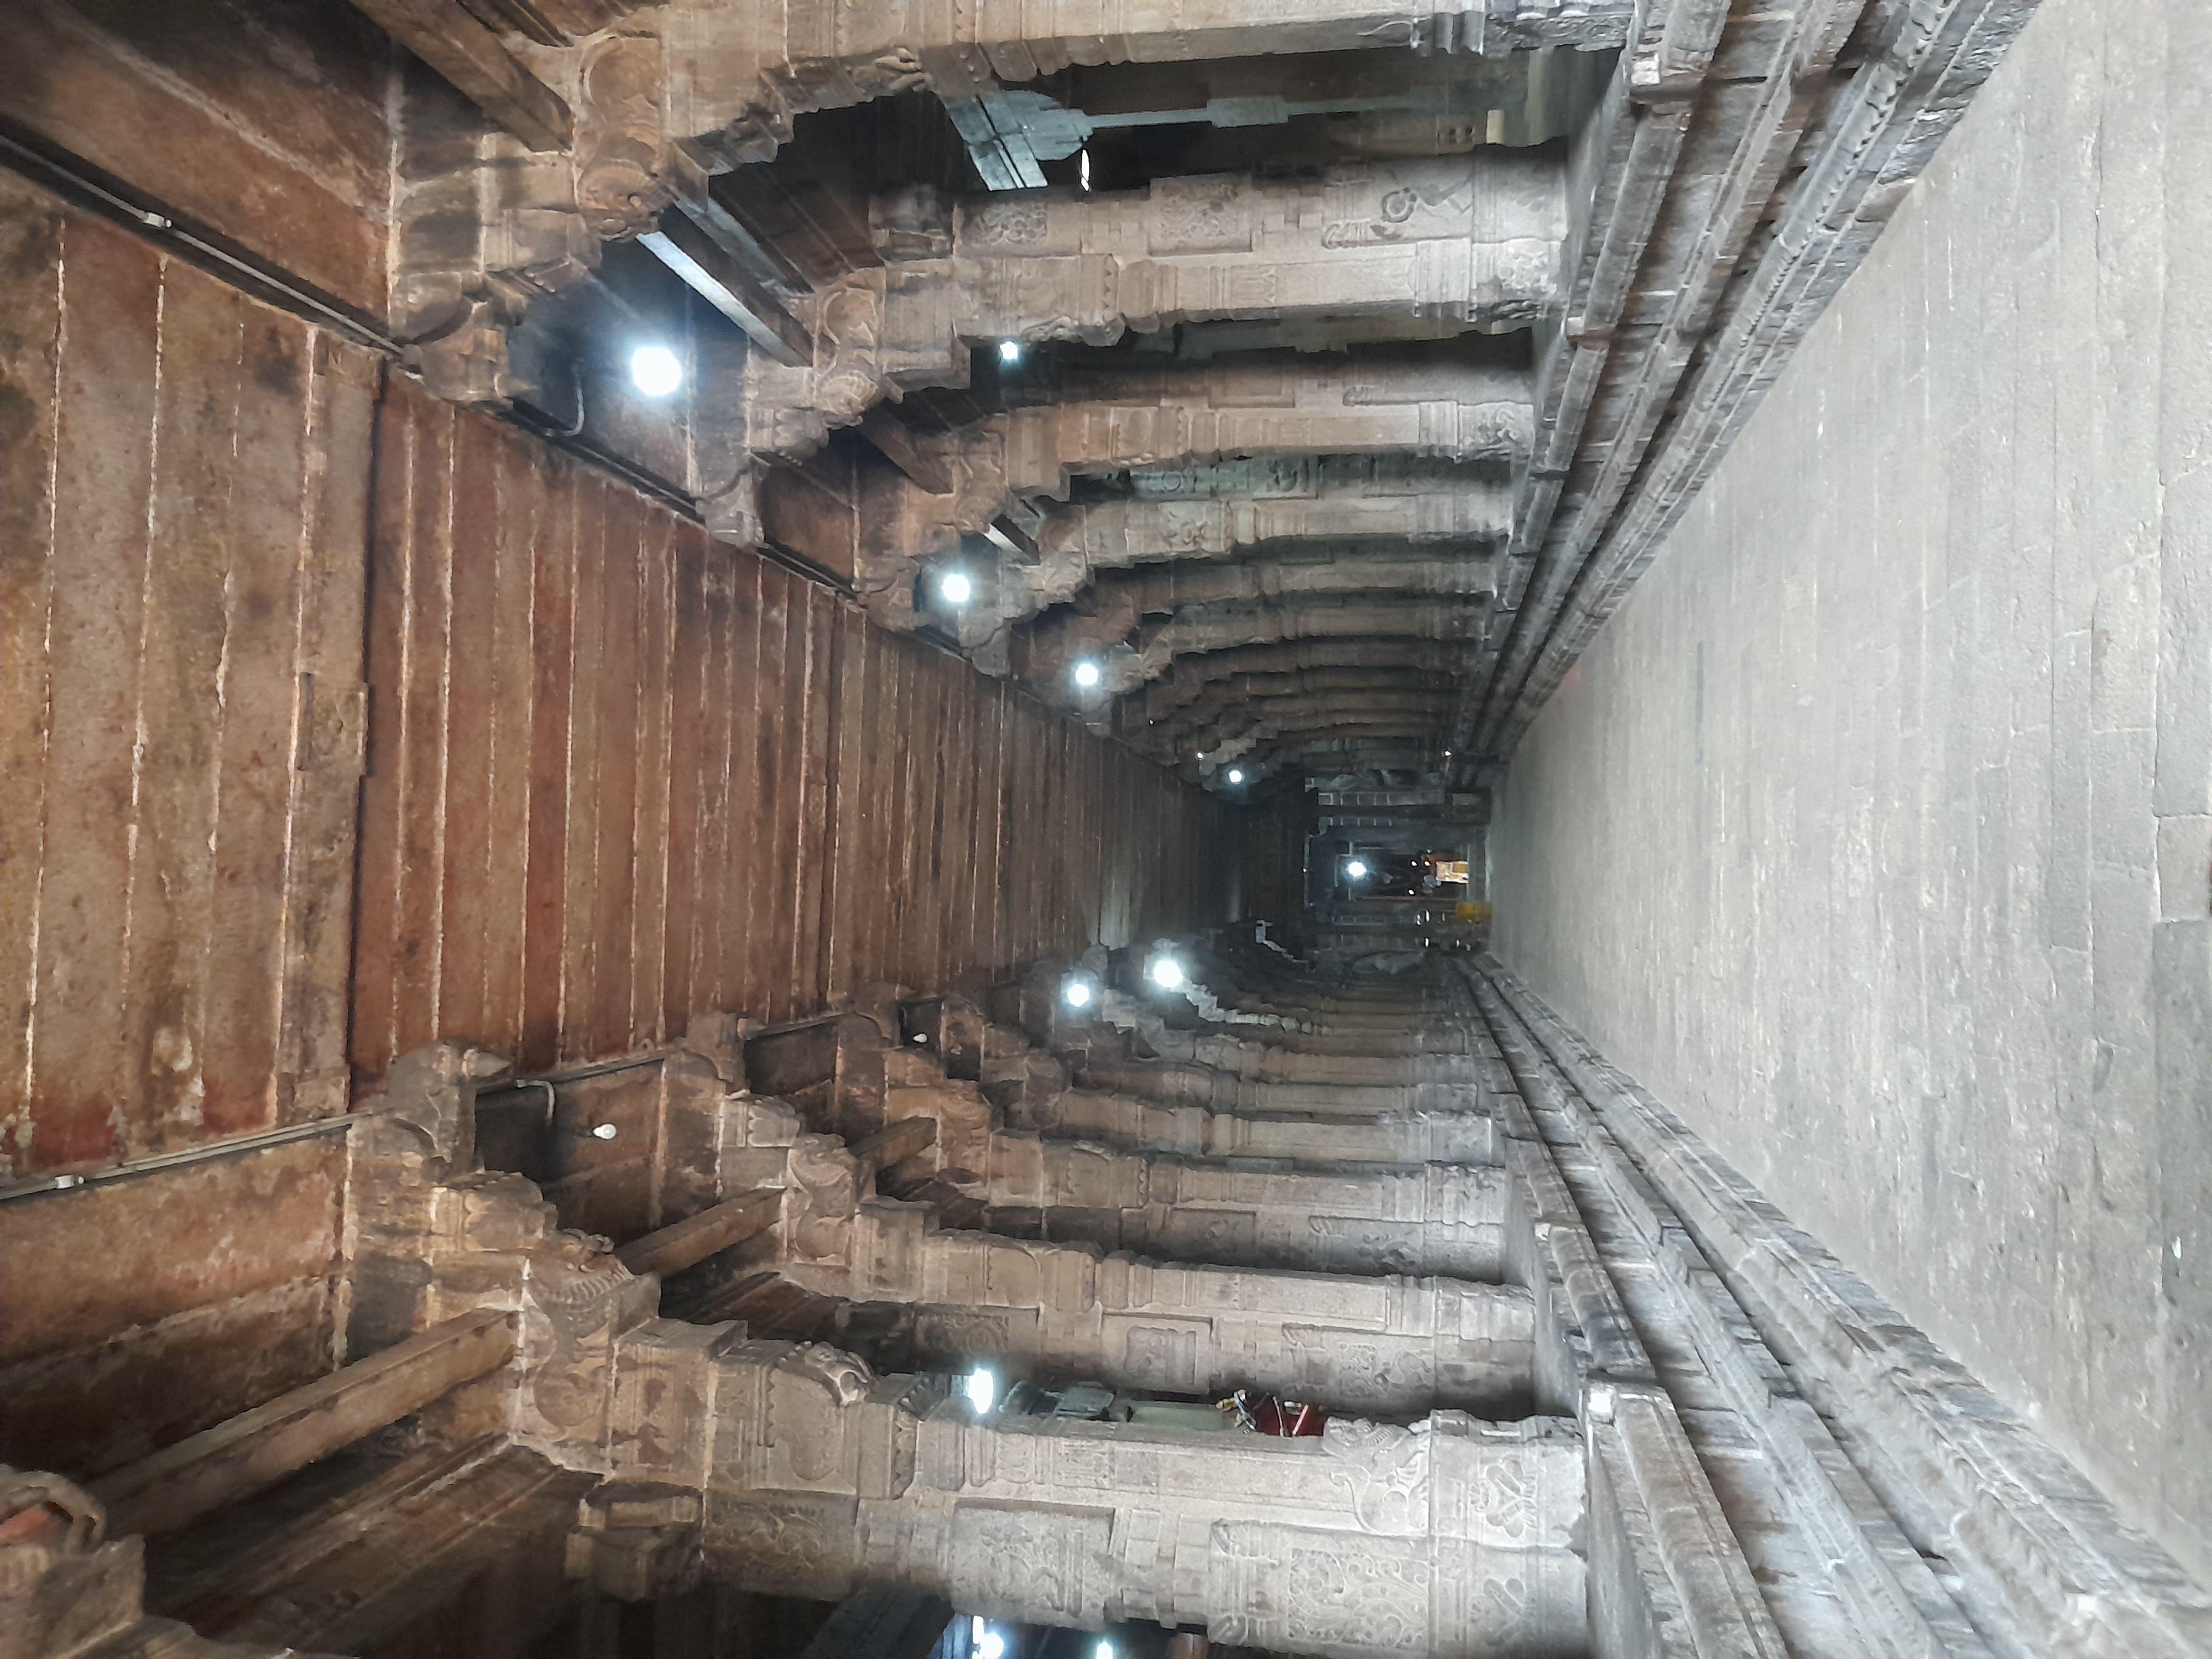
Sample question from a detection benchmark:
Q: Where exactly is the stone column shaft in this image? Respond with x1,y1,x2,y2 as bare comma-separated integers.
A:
1028,1089,1503,1166
608,1331,1590,1659
982,1133,1510,1279
805,1197,1533,1413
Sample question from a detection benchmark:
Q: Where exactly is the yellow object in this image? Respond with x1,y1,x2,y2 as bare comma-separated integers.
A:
1457,901,1493,924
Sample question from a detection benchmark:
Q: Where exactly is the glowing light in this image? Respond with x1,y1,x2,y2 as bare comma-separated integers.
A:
998,340,1023,364
963,1367,998,1415
972,1619,988,1645
1095,1645,1113,1659
1346,860,1369,880
1226,768,1245,784
1149,956,1185,991
1079,148,1093,191
591,1122,618,1140
940,570,973,606
1072,660,1102,689
1062,978,1094,1009
629,344,683,397
979,1635,1008,1659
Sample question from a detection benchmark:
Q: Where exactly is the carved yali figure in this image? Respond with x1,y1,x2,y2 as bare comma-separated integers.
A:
786,1133,862,1261
769,1344,876,1483
1319,1419,1431,1535
808,281,891,427
526,1253,627,1431
776,1342,874,1408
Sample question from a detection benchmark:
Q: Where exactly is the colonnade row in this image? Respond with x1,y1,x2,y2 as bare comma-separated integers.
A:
11,938,2204,1659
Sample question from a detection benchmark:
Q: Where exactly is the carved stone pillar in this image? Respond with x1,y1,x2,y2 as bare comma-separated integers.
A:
853,358,1532,631
1022,1089,1502,1168
781,1202,1532,1414
734,153,1563,476
1031,457,1517,591
979,1135,1510,1280
601,1334,1589,1659
658,1,1636,168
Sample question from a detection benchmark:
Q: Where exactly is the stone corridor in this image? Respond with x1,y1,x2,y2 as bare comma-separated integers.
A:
3,0,2209,1655
13,942,2206,1657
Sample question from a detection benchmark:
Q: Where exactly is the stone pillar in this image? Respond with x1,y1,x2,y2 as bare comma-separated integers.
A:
979,1134,1510,1280
1021,1089,1501,1168
1032,461,1516,587
603,1333,1589,1659
662,1,1634,166
729,153,1564,497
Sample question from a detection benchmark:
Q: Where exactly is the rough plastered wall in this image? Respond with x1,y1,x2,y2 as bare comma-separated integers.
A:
1488,0,2211,1579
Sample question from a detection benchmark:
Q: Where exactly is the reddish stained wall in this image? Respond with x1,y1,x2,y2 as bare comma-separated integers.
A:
352,379,1237,1083
0,139,1230,1479
0,0,394,318
0,173,374,1180
0,173,369,1475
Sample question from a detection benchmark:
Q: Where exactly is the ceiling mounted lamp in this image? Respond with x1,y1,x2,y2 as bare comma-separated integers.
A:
1346,859,1369,880
1061,975,1095,1009
629,343,683,397
998,340,1023,364
1149,955,1186,991
938,569,973,606
964,1367,998,1415
1226,768,1245,784
1072,660,1103,690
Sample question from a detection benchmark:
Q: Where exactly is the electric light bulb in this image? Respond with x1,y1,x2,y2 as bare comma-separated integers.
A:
1227,768,1244,784
1150,957,1185,990
1062,978,1093,1009
940,570,973,605
629,344,682,397
1073,660,1102,689
998,340,1022,364
963,1368,997,1415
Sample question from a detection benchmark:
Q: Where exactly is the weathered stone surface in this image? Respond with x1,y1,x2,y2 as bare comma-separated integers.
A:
1488,0,2212,1592
603,1335,1590,1659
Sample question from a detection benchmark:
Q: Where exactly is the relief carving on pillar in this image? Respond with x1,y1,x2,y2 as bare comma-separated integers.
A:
966,200,1051,248
1120,1323,1204,1390
520,1251,631,1442
785,1134,862,1262
1318,1420,1430,1536
764,1343,872,1490
711,1493,862,1595
1150,177,1251,255
949,1501,1115,1625
810,279,893,425
1207,1522,1434,1657
576,34,674,241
